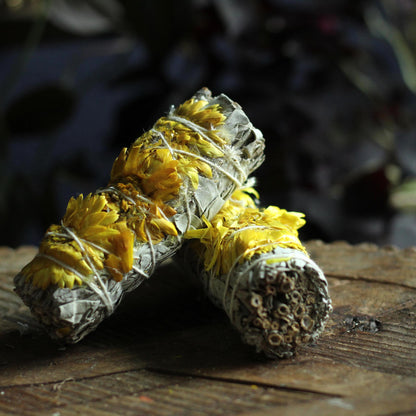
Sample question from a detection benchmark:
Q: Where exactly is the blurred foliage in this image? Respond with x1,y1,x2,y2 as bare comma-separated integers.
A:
1,0,416,247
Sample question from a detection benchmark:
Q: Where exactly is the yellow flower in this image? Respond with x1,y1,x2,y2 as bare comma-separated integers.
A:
111,146,182,203
111,146,139,181
261,206,306,231
63,194,121,250
176,155,212,189
229,187,259,208
132,204,178,244
185,188,307,275
111,97,231,201
24,194,136,289
64,195,135,282
140,149,182,201
104,223,134,281
155,121,225,158
186,216,229,274
175,98,226,133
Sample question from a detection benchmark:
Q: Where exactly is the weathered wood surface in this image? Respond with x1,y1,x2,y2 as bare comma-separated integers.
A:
0,241,415,416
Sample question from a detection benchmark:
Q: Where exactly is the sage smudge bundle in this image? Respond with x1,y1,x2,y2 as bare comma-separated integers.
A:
14,88,265,343
183,185,332,358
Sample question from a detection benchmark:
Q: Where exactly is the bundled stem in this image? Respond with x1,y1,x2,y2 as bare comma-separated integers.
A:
183,185,332,358
14,88,265,343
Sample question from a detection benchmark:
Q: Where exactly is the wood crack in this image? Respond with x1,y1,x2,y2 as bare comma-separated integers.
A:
0,368,148,390
0,366,342,399
144,367,342,398
326,272,416,291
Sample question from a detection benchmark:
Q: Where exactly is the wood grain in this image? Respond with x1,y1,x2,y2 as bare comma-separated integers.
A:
0,241,415,415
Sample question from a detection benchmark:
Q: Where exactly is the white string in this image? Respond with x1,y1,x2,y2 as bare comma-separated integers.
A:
37,237,114,315
151,128,175,157
144,224,156,277
132,265,149,278
46,231,111,255
63,226,115,314
156,205,171,222
166,147,243,187
182,178,192,231
35,253,89,284
144,130,244,187
167,115,225,150
221,242,277,311
228,197,250,207
102,127,185,281
36,251,117,315
227,249,297,326
98,185,159,280
101,185,153,206
220,241,285,323
241,177,257,189
167,114,247,182
228,225,273,240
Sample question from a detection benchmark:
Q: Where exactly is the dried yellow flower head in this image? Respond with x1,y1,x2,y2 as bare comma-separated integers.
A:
21,194,134,289
186,187,307,276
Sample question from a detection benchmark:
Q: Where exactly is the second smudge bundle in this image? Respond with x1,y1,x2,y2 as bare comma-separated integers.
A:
183,185,332,358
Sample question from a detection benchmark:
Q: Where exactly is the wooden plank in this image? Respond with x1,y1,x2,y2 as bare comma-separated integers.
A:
0,369,325,416
0,242,415,415
307,240,416,289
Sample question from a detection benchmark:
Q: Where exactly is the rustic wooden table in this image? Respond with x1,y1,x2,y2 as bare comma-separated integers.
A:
0,241,415,416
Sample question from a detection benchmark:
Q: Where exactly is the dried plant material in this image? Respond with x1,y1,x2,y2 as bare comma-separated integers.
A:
182,184,332,358
14,88,265,343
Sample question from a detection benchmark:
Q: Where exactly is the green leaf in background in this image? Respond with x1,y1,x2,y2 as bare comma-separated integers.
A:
390,179,416,212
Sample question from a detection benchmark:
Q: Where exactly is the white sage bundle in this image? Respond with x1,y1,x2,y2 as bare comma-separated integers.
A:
14,88,265,343
183,185,332,358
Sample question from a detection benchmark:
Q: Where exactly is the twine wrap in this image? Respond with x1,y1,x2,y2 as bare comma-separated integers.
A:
14,88,265,343
182,187,332,358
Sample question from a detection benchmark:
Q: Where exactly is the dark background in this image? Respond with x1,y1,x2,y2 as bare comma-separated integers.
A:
1,0,416,248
